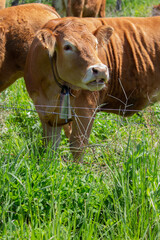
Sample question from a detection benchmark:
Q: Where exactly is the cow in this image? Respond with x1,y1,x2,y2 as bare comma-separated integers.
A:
0,3,60,93
24,16,160,160
152,4,160,16
0,0,5,9
52,0,106,17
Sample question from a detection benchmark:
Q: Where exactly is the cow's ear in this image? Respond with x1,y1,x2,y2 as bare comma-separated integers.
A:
36,29,56,57
94,26,114,45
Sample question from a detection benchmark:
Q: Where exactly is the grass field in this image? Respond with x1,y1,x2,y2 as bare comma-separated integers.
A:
1,0,160,239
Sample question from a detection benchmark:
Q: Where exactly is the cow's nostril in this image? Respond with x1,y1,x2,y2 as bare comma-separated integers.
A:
92,67,99,75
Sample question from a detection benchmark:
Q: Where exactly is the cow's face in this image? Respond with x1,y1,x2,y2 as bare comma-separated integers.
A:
36,18,113,91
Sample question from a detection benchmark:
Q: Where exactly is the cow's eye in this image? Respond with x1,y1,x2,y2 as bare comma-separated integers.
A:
64,45,72,51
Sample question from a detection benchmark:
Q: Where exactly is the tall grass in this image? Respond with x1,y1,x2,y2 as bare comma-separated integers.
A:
1,0,160,239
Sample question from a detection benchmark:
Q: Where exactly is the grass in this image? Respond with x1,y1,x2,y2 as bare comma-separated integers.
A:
1,0,160,239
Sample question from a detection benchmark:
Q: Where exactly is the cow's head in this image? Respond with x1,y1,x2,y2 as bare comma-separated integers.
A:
35,18,113,91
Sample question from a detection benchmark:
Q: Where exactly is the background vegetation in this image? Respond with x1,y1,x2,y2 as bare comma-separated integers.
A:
1,0,160,239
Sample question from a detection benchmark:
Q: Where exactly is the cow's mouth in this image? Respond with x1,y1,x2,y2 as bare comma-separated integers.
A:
87,78,106,86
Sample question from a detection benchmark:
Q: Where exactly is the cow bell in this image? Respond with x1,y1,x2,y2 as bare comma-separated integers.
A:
60,86,72,122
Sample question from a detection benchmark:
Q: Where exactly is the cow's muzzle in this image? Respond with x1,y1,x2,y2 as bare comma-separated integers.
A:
82,64,109,91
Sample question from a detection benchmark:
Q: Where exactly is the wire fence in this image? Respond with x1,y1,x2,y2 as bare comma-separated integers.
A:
1,102,159,112
1,101,160,165
1,102,160,127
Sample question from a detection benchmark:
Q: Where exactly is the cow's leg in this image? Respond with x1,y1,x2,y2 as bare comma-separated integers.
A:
69,91,100,161
63,122,72,139
0,0,6,9
71,0,85,17
99,0,106,17
66,0,72,16
69,110,95,161
41,120,62,150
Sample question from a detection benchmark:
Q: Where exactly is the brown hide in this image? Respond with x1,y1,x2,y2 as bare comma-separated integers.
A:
152,4,160,16
0,3,60,93
0,0,5,9
24,17,160,160
52,0,106,17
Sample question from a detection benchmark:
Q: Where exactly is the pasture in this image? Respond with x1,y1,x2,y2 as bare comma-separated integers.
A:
1,0,160,239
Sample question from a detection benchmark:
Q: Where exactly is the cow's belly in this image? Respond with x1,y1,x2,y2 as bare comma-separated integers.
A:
101,87,160,117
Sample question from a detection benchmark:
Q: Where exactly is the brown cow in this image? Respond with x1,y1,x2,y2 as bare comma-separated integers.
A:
24,17,160,160
0,3,60,93
152,4,160,16
52,0,106,17
0,0,5,9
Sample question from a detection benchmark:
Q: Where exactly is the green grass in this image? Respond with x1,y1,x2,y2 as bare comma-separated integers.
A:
1,1,160,239
105,0,159,17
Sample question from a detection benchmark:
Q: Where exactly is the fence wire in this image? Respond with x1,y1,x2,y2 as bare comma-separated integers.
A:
1,103,160,127
1,101,160,164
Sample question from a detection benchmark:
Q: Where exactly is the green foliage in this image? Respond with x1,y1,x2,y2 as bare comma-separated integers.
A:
106,0,159,17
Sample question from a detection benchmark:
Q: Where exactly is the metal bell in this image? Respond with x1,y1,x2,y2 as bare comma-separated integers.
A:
60,86,72,121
